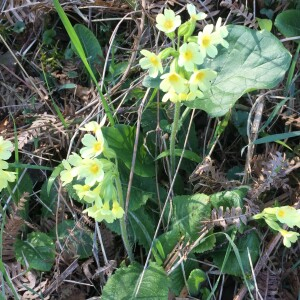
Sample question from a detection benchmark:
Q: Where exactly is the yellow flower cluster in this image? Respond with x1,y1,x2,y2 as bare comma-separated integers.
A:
253,206,300,248
60,120,124,223
0,136,16,192
139,4,228,104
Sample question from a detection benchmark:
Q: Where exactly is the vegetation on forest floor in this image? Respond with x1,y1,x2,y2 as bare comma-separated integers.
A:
0,0,300,299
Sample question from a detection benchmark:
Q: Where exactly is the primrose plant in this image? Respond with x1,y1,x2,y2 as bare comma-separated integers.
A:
0,137,16,193
59,118,133,261
253,206,300,248
139,4,228,174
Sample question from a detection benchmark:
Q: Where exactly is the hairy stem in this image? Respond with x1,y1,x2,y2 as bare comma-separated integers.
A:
170,102,181,176
115,175,134,262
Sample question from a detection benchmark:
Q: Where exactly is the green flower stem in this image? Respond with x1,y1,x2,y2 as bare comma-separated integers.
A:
115,175,134,262
170,101,181,176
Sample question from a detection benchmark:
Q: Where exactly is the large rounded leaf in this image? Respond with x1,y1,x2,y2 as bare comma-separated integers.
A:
185,25,291,116
15,232,55,271
102,125,155,177
102,262,168,299
275,10,300,43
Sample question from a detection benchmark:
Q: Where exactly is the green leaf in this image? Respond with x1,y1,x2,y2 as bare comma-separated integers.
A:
142,75,161,88
15,232,55,271
73,24,103,76
185,25,291,116
232,110,249,137
169,253,199,296
13,21,25,33
257,18,272,32
106,206,155,251
156,149,201,163
173,194,211,239
213,230,260,276
40,180,57,218
47,163,63,195
210,187,249,209
126,185,152,211
275,10,300,43
102,125,155,177
187,269,207,296
102,262,168,299
254,131,300,144
192,233,216,254
49,220,93,259
43,29,56,45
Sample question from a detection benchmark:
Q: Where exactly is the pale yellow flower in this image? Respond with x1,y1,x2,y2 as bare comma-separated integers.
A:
214,17,229,48
189,69,217,92
280,229,299,248
73,184,91,200
139,50,163,78
60,159,78,186
178,42,204,72
0,169,16,192
0,136,13,160
84,201,116,223
80,131,105,159
112,201,124,219
198,24,219,58
83,184,102,204
275,206,300,228
160,72,187,93
162,89,203,103
156,9,181,33
187,4,207,21
78,158,105,186
80,118,106,136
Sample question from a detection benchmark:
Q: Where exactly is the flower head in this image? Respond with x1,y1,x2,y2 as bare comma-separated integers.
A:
214,17,229,48
178,42,204,72
84,201,116,223
275,206,300,228
60,159,78,186
139,50,163,78
0,136,13,160
160,71,187,93
279,229,299,248
162,89,203,103
112,201,124,219
189,69,217,92
187,4,207,21
0,169,16,192
73,184,92,200
78,158,105,186
80,131,105,159
198,24,219,58
80,118,106,136
156,9,181,33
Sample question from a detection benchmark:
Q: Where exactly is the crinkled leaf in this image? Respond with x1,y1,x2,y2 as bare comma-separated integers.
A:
187,269,207,296
15,232,55,271
210,187,249,209
102,262,168,300
185,25,291,116
102,125,155,177
49,220,93,259
173,194,211,239
142,75,161,88
275,10,300,43
213,230,260,276
192,232,216,254
73,24,103,76
41,180,57,218
106,206,155,251
169,254,199,296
